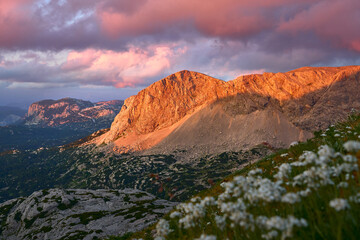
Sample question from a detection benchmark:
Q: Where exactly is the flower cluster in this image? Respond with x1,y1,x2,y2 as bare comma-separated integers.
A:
160,140,360,239
155,219,172,240
329,198,350,211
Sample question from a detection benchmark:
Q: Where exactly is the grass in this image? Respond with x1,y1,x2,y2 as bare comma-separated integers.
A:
126,113,360,240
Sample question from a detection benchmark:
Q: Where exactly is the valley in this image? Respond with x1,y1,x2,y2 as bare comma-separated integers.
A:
0,66,360,239
1,1,359,239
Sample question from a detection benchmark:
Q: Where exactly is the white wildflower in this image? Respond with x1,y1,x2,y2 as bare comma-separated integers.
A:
191,197,201,203
298,188,312,197
281,193,300,204
317,145,334,158
261,230,278,240
194,234,217,240
329,198,350,211
334,133,340,137
349,193,360,203
280,153,288,157
299,151,317,165
200,196,216,207
156,219,172,238
215,215,226,230
274,163,292,181
343,155,358,163
170,211,182,218
337,182,349,188
289,141,298,147
343,141,360,152
290,161,306,167
264,216,307,239
249,168,263,176
333,163,358,176
345,173,350,180
179,214,195,229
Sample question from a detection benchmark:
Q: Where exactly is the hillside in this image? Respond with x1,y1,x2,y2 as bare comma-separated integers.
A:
127,112,360,240
94,66,360,156
1,66,360,240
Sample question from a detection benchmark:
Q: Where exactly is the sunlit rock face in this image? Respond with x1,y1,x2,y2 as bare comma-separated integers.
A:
25,98,123,127
96,66,360,154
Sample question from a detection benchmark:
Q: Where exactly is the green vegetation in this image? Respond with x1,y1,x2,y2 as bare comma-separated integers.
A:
0,125,102,152
143,113,360,240
58,230,90,240
14,211,22,221
0,200,19,233
0,140,268,203
70,211,108,225
24,211,48,229
57,199,78,210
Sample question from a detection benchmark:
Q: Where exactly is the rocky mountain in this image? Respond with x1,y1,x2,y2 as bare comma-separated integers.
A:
94,66,360,155
0,188,176,240
0,106,26,126
1,65,360,239
25,98,123,127
0,98,123,152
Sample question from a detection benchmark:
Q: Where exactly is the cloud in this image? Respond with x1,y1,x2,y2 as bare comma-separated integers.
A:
0,0,35,48
96,0,277,39
0,0,359,107
0,0,357,54
61,44,182,87
0,44,185,88
278,0,360,52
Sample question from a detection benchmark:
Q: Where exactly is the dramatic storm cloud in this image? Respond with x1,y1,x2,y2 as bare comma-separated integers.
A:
0,0,359,107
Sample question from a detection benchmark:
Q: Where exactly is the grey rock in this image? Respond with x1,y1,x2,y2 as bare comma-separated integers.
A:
0,188,176,240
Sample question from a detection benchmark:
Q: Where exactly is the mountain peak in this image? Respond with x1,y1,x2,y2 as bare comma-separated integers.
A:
95,65,360,153
100,70,233,144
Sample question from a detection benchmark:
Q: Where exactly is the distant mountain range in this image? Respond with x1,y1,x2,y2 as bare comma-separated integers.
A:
24,98,123,127
0,98,123,151
0,106,27,126
1,65,360,240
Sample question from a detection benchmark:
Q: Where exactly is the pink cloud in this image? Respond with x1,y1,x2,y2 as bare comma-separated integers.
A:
0,0,35,47
62,49,100,71
278,0,360,52
62,44,181,87
96,0,315,38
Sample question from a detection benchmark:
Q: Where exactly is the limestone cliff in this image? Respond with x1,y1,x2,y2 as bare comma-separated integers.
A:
96,66,360,153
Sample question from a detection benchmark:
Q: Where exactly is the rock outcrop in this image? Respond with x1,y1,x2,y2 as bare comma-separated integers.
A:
95,66,360,154
0,188,176,240
25,98,123,127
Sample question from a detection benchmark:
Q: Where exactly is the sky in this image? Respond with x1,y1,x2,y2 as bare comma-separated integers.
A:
0,0,360,108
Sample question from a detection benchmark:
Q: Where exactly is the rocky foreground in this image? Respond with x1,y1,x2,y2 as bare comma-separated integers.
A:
0,188,176,240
